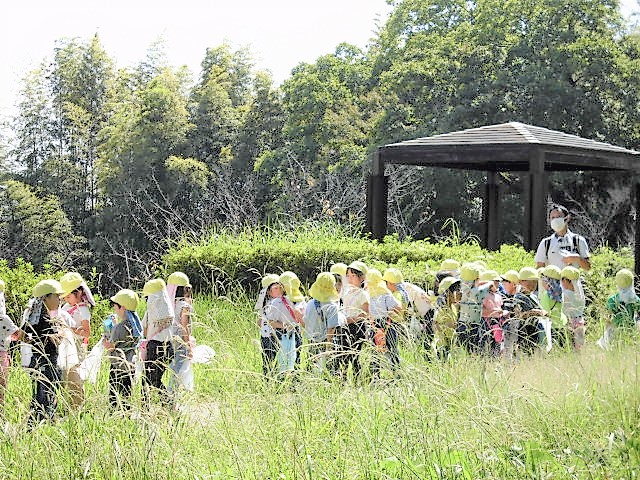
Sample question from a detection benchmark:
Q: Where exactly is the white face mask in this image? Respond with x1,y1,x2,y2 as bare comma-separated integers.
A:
550,217,566,233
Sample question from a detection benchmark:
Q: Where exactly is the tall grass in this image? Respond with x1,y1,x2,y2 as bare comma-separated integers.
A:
0,294,638,479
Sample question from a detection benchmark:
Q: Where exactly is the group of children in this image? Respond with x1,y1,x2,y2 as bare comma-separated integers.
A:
255,259,640,378
0,271,197,422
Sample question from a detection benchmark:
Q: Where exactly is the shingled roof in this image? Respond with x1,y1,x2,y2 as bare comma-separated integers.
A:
380,122,640,171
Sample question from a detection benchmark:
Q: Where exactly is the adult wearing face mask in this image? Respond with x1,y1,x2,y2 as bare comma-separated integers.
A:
535,204,591,272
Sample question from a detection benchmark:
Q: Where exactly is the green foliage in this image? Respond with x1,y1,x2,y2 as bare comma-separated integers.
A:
164,155,210,190
0,180,86,269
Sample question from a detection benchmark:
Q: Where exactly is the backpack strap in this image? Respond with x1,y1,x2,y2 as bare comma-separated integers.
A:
544,236,552,259
314,299,325,324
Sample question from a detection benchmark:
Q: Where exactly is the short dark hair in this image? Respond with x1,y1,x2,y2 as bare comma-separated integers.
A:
548,203,569,218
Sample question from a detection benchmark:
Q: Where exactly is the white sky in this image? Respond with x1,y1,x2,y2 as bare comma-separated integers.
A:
0,0,392,120
1,0,638,122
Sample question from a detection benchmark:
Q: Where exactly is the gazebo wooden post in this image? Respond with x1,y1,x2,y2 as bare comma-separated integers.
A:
526,148,547,250
484,170,500,250
635,182,640,281
366,149,388,241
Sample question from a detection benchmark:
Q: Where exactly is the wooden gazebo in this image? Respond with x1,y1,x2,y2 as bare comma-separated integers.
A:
366,122,640,275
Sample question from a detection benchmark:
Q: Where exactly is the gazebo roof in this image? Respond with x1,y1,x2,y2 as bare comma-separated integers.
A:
380,122,640,172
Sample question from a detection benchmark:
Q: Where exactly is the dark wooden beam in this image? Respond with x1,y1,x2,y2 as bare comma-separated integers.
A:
484,171,500,250
367,150,388,241
526,148,547,250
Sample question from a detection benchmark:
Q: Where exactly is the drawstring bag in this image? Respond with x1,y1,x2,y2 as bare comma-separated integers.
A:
78,341,105,383
277,332,297,373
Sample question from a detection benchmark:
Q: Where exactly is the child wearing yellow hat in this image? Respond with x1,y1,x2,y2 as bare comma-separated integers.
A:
166,272,194,393
479,270,508,356
560,266,586,351
514,268,548,355
256,274,280,375
433,276,461,360
457,263,491,354
539,265,567,350
279,271,307,368
337,262,370,377
367,269,402,375
304,272,345,373
141,279,175,406
59,272,95,408
383,268,434,355
103,289,143,409
24,280,67,422
597,269,640,349
500,270,520,361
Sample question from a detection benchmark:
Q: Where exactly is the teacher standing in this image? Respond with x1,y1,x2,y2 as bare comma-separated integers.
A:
535,204,591,271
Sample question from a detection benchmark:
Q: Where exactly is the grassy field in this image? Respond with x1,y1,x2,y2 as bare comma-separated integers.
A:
0,295,639,479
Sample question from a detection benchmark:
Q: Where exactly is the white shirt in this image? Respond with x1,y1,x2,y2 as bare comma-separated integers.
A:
62,302,91,329
535,229,590,269
172,299,193,338
342,286,370,321
53,309,79,368
403,283,433,316
265,297,299,330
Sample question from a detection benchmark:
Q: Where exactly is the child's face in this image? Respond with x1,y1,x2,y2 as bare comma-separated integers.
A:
502,281,516,295
268,283,284,299
519,280,536,293
561,278,574,290
346,270,362,287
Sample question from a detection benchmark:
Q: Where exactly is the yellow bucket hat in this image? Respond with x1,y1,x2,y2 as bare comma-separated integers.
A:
33,279,64,298
479,270,501,282
261,274,281,289
560,266,580,281
110,289,140,311
519,267,540,281
439,259,460,272
501,270,520,284
167,271,191,287
542,265,562,280
439,276,461,294
615,268,634,289
329,263,348,277
347,261,368,275
308,272,339,303
279,271,305,303
143,278,167,296
460,263,480,282
366,268,391,297
60,272,85,298
382,268,403,284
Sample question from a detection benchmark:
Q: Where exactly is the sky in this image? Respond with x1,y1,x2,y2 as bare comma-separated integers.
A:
1,0,638,121
0,0,392,119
